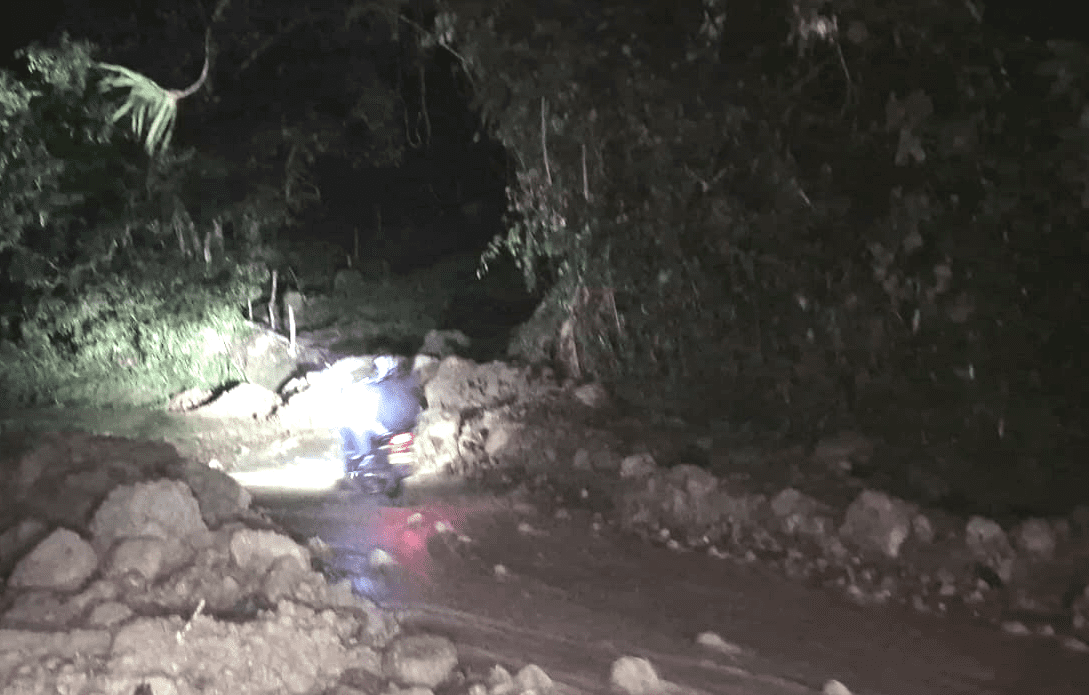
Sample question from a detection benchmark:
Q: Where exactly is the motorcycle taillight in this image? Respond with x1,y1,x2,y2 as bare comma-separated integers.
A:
389,432,414,450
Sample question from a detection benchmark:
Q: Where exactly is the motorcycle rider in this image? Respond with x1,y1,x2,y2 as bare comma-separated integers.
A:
336,355,423,495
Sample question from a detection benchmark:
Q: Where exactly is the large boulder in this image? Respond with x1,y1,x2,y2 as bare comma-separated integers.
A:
229,528,309,576
8,528,98,593
178,460,252,527
89,480,208,554
423,357,539,411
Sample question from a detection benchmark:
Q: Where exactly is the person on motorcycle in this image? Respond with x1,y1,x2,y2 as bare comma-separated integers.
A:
336,355,423,495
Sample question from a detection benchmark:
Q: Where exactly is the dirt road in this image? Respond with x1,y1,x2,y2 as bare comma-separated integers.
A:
258,481,1089,695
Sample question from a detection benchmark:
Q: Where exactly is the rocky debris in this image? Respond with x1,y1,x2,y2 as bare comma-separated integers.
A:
822,680,853,695
609,656,664,695
0,433,575,695
571,382,610,409
6,529,97,593
510,428,1089,651
177,459,253,527
0,520,47,578
90,479,209,554
195,382,281,420
213,324,303,395
413,353,442,385
619,453,657,479
1012,517,1058,560
421,328,472,358
424,357,555,412
166,387,215,413
7,355,1089,691
484,663,557,695
229,528,309,575
383,634,458,688
965,515,1016,584
414,409,465,473
839,490,916,559
694,631,744,656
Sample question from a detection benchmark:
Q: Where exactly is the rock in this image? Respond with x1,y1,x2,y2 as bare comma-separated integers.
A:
179,460,253,527
90,480,208,554
965,516,1015,584
415,410,463,472
68,579,119,614
610,656,664,695
8,528,98,592
421,329,472,357
383,634,458,688
620,453,657,479
166,387,214,413
1011,518,1057,560
412,354,441,385
695,631,743,655
823,680,854,695
770,488,831,538
105,536,180,584
573,382,610,408
912,513,935,544
108,607,369,695
262,555,311,602
197,382,281,419
1,590,85,628
487,664,514,691
516,663,555,693
86,601,133,627
0,518,48,576
229,528,309,575
424,357,535,411
0,627,112,657
839,490,917,559
667,464,718,500
484,420,522,458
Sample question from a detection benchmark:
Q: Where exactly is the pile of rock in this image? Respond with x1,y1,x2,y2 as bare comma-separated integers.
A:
0,433,554,695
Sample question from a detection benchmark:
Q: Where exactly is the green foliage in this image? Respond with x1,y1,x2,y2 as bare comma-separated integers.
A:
97,62,177,155
1,261,258,406
0,36,280,408
448,0,1089,440
0,36,107,258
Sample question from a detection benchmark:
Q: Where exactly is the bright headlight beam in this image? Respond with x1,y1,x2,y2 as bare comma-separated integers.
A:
229,457,344,492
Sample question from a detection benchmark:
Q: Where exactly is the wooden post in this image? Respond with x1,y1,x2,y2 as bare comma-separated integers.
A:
268,269,278,331
288,305,296,357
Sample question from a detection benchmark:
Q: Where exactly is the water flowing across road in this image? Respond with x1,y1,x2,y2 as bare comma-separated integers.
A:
257,477,1089,695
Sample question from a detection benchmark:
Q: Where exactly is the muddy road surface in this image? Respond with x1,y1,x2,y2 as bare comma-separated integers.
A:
255,478,1089,695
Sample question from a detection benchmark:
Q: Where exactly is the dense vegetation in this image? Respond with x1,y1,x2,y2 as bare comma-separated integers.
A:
455,0,1089,467
1,1,1086,496
0,36,274,405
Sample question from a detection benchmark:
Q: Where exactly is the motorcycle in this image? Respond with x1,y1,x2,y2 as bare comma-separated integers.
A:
332,355,424,499
343,429,417,498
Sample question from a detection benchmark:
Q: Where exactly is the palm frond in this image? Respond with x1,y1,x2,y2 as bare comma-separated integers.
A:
97,63,178,155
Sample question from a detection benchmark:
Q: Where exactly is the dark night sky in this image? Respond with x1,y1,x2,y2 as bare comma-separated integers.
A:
4,0,1089,58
